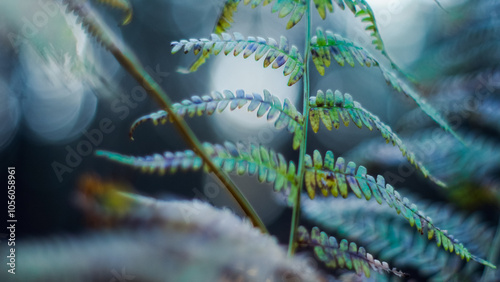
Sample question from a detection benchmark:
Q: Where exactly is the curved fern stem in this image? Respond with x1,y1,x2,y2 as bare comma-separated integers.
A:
64,0,268,234
288,0,311,257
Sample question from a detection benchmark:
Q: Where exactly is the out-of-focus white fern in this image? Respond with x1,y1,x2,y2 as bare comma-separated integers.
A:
0,179,324,281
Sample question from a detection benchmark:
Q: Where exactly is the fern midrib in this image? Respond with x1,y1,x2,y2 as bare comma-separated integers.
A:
288,0,311,257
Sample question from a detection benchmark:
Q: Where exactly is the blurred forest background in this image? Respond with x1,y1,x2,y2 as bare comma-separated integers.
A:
0,0,499,280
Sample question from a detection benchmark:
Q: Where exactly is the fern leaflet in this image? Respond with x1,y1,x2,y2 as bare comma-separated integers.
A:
63,0,118,50
171,33,304,86
296,226,407,278
183,0,244,73
129,89,305,150
96,142,298,193
309,89,444,186
303,150,496,269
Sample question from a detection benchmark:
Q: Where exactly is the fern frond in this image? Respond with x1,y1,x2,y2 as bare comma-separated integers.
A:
309,89,444,186
214,0,307,32
303,150,497,269
171,33,304,86
129,89,305,150
96,142,298,193
296,226,407,278
302,196,496,280
310,28,464,144
214,0,384,52
94,0,133,25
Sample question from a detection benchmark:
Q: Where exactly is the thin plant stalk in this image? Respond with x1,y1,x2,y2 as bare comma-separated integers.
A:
288,0,312,256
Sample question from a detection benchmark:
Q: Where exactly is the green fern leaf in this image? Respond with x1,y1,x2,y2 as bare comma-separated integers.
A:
94,0,133,25
303,150,497,269
172,33,304,86
310,28,464,144
129,89,305,150
96,142,298,193
309,89,445,187
297,226,407,278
